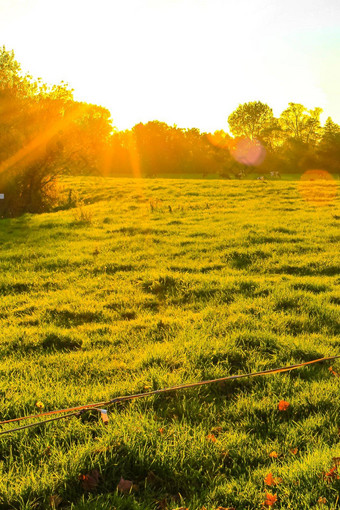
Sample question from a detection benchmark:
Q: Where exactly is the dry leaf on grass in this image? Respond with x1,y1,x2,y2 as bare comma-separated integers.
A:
269,451,278,458
290,447,298,455
206,433,217,443
323,466,339,482
329,366,339,377
117,476,138,493
79,469,100,491
264,473,282,486
278,400,290,411
263,492,277,507
317,497,327,505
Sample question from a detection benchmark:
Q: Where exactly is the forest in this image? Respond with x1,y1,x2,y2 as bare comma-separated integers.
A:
0,46,339,217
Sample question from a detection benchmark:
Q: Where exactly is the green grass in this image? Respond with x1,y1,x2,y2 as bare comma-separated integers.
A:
0,176,339,510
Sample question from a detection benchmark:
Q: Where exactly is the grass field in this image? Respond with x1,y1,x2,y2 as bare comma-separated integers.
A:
0,176,339,510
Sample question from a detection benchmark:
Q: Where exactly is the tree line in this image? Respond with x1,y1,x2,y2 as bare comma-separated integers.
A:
0,47,339,216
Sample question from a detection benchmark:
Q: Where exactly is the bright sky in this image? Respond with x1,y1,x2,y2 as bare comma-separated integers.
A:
1,0,340,132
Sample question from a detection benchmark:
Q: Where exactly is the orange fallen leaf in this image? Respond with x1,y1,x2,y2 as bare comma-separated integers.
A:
206,433,217,443
317,497,327,505
278,400,290,411
329,366,339,377
79,469,99,491
117,477,138,493
158,427,165,435
264,473,274,486
269,451,278,458
323,466,339,482
264,473,282,486
290,447,298,455
264,492,277,507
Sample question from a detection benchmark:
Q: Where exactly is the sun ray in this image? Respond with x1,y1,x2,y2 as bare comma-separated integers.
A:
0,101,91,177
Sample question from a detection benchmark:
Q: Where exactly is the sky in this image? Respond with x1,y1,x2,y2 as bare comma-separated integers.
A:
1,0,340,132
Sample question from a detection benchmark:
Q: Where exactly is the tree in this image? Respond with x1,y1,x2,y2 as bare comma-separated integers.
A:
279,103,322,145
280,103,307,140
0,47,115,216
132,121,175,176
0,50,76,216
321,117,340,145
228,101,274,140
62,102,113,175
318,117,340,175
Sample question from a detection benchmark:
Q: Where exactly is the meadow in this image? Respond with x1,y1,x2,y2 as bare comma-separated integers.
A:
0,176,339,510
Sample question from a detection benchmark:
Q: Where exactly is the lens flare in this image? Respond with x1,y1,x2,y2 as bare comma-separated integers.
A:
206,131,230,149
298,170,337,207
230,138,266,166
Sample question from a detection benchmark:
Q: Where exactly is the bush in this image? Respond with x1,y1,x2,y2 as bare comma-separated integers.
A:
0,152,61,218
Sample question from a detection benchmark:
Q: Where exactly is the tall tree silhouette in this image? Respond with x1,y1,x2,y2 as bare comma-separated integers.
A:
228,101,274,141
